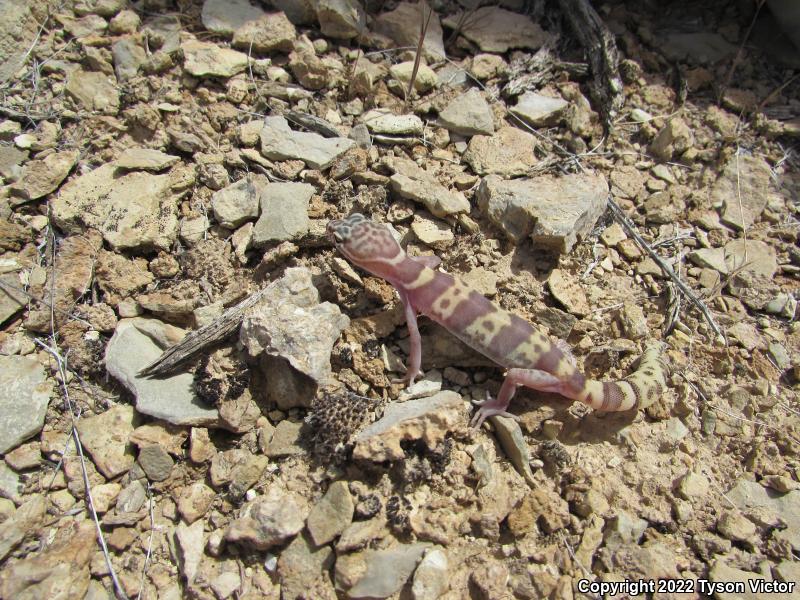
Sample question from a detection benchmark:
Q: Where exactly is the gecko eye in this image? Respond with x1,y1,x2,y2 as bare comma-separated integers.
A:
333,232,344,243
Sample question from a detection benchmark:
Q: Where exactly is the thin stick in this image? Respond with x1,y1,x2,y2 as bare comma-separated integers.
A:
35,339,129,600
404,3,433,111
607,197,725,343
137,482,156,600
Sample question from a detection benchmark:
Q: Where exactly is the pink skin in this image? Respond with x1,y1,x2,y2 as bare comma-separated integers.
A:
327,214,578,427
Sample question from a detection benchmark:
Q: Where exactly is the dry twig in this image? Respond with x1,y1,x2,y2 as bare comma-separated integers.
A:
607,197,725,343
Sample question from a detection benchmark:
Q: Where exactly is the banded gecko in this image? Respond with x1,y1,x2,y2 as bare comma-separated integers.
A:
327,213,668,427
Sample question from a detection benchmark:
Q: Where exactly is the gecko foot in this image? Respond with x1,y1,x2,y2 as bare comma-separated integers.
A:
470,392,520,428
392,368,421,387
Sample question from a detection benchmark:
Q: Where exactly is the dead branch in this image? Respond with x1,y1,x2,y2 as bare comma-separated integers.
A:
557,0,623,129
607,197,726,343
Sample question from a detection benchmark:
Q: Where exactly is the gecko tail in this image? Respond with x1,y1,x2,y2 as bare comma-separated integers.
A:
574,342,669,412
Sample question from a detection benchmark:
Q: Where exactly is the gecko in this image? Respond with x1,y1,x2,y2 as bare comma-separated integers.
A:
327,213,668,427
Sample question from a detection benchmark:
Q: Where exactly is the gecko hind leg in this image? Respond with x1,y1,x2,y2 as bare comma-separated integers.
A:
470,368,568,428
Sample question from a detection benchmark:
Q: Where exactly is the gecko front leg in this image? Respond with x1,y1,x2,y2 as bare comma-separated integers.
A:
470,369,568,428
392,287,422,385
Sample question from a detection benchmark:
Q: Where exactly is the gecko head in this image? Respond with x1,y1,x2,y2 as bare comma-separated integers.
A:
327,213,404,276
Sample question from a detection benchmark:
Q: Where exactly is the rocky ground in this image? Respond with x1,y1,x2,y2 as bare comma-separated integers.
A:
0,0,799,598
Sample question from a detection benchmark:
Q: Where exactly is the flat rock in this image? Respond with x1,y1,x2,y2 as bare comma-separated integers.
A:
438,89,494,136
225,487,309,550
137,444,174,482
336,543,429,599
372,1,445,60
266,419,305,457
51,163,182,251
716,154,782,230
232,13,296,53
130,422,188,457
662,32,737,64
252,182,314,245
105,319,219,427
0,495,46,562
278,532,336,600
0,355,51,455
389,61,437,93
490,415,535,485
724,239,777,278
10,150,79,201
0,463,22,504
476,172,608,253
726,478,800,552
65,69,120,114
306,480,354,545
411,214,454,250
689,247,729,275
211,175,268,228
112,38,146,81
116,148,179,171
463,126,537,177
317,0,365,39
510,91,568,127
411,548,449,600
175,520,205,585
181,38,249,77
260,116,355,169
240,267,349,386
0,520,95,600
707,561,771,600
201,0,265,35
649,118,693,162
0,273,27,327
547,269,591,317
442,6,551,53
363,109,424,136
353,391,465,461
75,405,136,479
387,157,469,217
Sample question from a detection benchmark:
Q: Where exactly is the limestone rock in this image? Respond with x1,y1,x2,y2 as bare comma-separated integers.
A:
353,391,465,461
181,38,249,78
51,163,182,251
411,548,449,600
75,405,136,479
116,148,179,172
463,126,537,177
232,13,296,53
105,319,219,427
438,89,494,136
260,116,355,169
317,0,365,39
364,109,424,136
240,267,349,387
201,0,265,35
724,239,777,278
175,519,205,584
389,61,437,93
278,531,336,599
65,69,120,115
372,1,445,60
0,356,51,455
307,480,354,545
716,154,782,230
442,6,551,53
252,182,314,246
0,520,95,600
225,487,309,549
10,150,78,201
336,543,429,599
510,91,568,127
477,172,608,253
211,175,268,228
649,118,693,162
387,158,469,217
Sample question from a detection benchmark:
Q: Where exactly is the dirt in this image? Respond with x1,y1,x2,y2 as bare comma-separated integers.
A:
0,0,798,599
